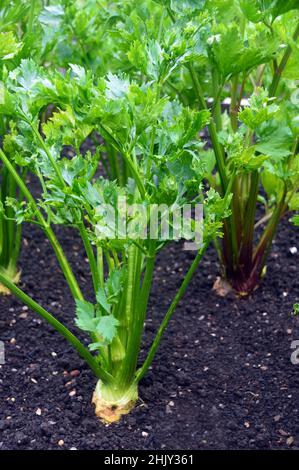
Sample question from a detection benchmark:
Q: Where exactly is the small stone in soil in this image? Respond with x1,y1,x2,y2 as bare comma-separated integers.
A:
70,370,80,377
15,432,29,446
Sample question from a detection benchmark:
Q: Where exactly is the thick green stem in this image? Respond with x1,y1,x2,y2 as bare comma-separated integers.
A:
10,169,26,270
99,124,146,199
10,221,22,269
253,185,288,275
269,23,299,97
146,82,161,178
118,245,139,387
120,241,156,388
46,228,84,299
135,243,208,383
7,170,16,260
212,68,222,132
27,0,36,37
239,171,259,275
124,245,137,327
106,144,122,185
78,221,99,293
166,5,175,22
97,246,104,289
230,74,239,132
139,241,157,316
30,122,65,187
188,64,227,194
219,169,241,278
223,174,242,274
0,167,9,267
123,152,146,199
0,271,112,382
0,167,21,281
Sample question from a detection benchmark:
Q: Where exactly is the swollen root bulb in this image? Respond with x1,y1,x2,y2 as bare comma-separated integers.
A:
92,380,138,424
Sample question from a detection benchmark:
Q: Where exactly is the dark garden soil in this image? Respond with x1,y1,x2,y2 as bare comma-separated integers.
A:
0,213,299,450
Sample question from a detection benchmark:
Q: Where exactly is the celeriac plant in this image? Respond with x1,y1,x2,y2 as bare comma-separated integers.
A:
0,0,36,292
99,0,299,295
0,61,230,422
0,0,68,292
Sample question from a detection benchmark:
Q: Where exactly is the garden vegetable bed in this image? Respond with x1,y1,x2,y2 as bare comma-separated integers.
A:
1,0,299,454
0,215,298,450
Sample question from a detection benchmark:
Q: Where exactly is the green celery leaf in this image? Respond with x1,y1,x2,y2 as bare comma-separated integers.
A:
105,268,125,304
256,124,293,159
271,0,299,19
289,193,299,211
0,32,22,60
239,89,279,130
96,288,111,314
96,315,119,343
261,171,284,198
39,4,64,29
88,341,106,351
75,299,96,332
291,215,299,226
239,0,299,22
209,24,278,78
